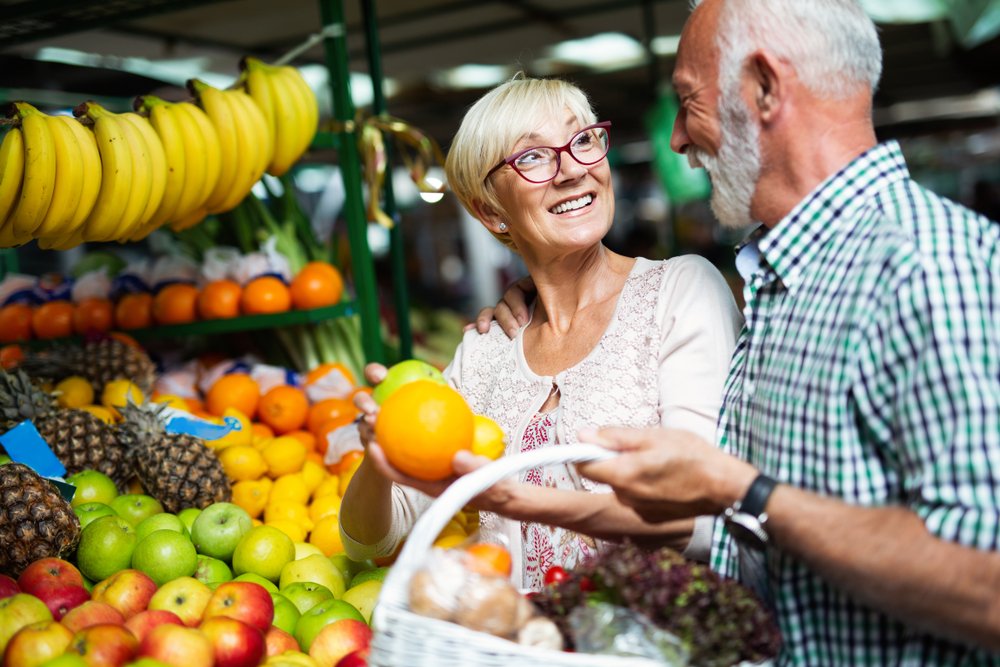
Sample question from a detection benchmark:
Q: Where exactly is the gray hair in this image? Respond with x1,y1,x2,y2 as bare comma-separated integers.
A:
693,0,882,99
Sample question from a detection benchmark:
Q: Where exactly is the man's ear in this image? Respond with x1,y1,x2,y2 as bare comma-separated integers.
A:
746,49,785,123
472,200,505,233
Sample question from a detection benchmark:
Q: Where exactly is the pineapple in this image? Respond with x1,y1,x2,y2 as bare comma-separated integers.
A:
18,337,156,394
119,403,231,513
0,462,81,576
0,371,133,489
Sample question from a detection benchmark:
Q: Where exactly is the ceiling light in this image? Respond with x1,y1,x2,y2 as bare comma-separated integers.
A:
431,64,513,90
545,32,646,71
858,0,947,24
650,35,682,56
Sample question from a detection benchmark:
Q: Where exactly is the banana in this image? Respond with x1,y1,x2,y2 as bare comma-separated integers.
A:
34,114,85,240
120,111,168,241
137,98,186,233
0,128,25,246
242,58,277,149
113,111,154,241
213,89,270,213
7,103,56,240
60,115,103,241
279,65,320,158
78,102,134,242
190,79,240,214
258,62,305,177
172,101,222,226
169,205,208,232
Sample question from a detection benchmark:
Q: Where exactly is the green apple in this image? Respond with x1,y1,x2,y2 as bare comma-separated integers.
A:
193,555,233,586
122,660,171,667
293,541,325,560
131,530,198,586
177,508,201,533
328,555,375,586
39,654,88,667
66,470,118,507
279,554,346,599
280,581,333,615
340,580,382,624
232,572,278,593
135,513,188,543
109,494,164,526
76,514,137,582
190,502,252,562
269,592,301,635
349,566,389,588
371,359,445,405
0,454,10,465
293,599,365,651
73,502,117,531
232,526,295,583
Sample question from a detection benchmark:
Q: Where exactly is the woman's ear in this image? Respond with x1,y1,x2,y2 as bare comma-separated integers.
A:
472,200,506,233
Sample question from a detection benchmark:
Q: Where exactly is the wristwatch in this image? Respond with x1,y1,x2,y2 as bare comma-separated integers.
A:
723,473,779,549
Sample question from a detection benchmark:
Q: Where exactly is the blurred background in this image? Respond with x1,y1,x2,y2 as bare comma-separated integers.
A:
3,0,999,320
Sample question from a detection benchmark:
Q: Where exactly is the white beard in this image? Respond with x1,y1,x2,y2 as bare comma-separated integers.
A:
687,93,761,230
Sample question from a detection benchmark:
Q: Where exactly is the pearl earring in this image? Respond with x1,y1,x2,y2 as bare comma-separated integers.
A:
498,222,508,232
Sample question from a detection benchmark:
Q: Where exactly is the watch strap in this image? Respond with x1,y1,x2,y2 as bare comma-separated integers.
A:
739,473,778,517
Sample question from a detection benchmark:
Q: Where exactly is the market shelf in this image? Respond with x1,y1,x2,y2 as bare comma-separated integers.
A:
22,301,357,348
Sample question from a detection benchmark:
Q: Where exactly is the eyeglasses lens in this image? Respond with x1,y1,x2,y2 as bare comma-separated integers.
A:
513,126,610,183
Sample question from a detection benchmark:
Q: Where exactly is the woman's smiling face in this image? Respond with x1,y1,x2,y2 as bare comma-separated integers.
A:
488,109,614,260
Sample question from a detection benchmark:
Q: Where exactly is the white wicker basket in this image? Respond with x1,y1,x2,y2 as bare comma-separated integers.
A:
367,444,672,667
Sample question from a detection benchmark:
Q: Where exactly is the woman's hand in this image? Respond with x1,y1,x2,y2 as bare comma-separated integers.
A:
353,363,387,447
470,275,537,338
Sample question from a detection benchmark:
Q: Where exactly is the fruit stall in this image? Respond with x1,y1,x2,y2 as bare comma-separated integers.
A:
0,2,781,666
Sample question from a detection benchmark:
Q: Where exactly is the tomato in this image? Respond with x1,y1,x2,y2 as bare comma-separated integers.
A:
543,565,570,586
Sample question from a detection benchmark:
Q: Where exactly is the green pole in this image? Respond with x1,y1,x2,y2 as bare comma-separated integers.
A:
360,0,413,360
319,0,384,364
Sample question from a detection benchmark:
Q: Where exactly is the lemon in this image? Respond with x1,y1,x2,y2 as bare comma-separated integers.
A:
470,414,505,460
312,475,340,500
433,534,467,549
210,408,253,450
307,514,344,556
79,404,116,424
265,518,308,543
300,460,325,495
152,394,189,411
308,494,342,523
101,378,144,417
55,376,94,409
270,473,310,506
261,436,308,477
231,478,273,518
264,500,314,532
218,445,268,482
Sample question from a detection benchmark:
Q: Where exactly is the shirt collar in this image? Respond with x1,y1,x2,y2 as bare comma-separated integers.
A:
756,141,910,289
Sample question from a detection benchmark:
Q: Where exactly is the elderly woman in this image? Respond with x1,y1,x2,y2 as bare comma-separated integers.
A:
339,75,741,590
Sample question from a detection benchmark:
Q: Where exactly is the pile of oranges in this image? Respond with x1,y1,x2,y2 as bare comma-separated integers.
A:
0,260,344,342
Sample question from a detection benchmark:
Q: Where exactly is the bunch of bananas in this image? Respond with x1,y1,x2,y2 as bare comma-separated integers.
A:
0,61,320,249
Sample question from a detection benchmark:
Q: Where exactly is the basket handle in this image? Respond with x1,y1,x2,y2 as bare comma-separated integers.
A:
378,444,617,609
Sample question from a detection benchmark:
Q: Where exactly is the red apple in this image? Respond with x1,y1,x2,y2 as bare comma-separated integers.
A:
336,648,371,667
0,593,53,654
138,623,213,667
65,623,138,667
201,581,273,633
124,609,184,644
0,576,20,600
199,616,266,667
92,569,157,618
308,619,372,667
264,625,299,657
33,583,91,620
2,619,73,667
60,600,125,634
18,558,85,595
147,577,212,628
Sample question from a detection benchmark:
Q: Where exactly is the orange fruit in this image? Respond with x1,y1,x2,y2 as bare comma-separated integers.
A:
285,430,317,452
197,279,242,320
313,418,355,457
290,262,343,310
0,344,23,370
327,449,363,476
305,361,357,389
109,331,141,349
206,373,260,418
73,298,114,335
374,380,474,481
241,276,291,315
307,397,357,437
250,422,275,439
113,293,153,330
258,385,309,434
152,283,200,325
0,303,33,343
306,451,325,466
464,543,513,577
32,301,74,339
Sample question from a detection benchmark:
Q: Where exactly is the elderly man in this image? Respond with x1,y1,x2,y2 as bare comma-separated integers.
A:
481,0,1000,662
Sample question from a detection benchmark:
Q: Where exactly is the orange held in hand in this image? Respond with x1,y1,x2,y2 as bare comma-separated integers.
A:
374,380,474,481
290,262,344,310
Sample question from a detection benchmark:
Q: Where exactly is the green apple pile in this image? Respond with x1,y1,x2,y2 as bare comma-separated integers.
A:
0,469,385,666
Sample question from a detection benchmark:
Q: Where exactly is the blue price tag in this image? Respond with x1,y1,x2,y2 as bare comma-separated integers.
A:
0,421,66,478
165,415,241,441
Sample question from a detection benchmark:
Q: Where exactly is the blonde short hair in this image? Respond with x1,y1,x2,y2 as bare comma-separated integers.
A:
445,75,597,248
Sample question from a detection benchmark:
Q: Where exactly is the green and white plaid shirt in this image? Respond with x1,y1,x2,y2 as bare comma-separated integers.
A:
711,141,1000,665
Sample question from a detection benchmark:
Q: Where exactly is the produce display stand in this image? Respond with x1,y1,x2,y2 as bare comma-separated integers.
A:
1,0,416,365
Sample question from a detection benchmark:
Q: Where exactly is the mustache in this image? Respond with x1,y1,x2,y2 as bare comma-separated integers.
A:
687,148,707,170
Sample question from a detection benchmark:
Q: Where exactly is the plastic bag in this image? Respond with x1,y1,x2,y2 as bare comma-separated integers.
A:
568,602,689,665
154,360,201,400
250,363,298,395
0,274,37,306
305,366,356,402
233,237,292,285
111,259,153,300
150,255,199,292
322,422,364,467
71,268,113,302
201,247,243,283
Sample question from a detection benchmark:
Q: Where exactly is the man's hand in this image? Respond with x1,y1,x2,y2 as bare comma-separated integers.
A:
469,276,537,337
577,427,757,523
